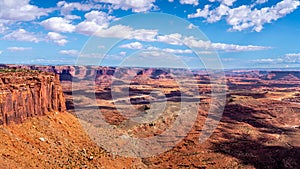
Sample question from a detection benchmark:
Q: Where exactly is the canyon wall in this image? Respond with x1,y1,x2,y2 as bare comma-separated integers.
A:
0,70,66,125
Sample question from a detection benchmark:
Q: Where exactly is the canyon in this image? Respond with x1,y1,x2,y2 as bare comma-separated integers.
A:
0,64,299,168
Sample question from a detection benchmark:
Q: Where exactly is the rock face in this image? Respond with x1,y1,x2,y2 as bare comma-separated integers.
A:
0,70,66,125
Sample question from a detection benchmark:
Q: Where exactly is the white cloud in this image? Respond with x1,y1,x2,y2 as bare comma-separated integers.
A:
256,0,268,4
188,0,300,32
211,42,270,51
254,53,300,64
2,29,40,42
7,47,32,51
208,0,237,6
0,22,8,33
147,46,193,54
168,0,174,2
74,11,270,53
284,53,300,63
64,15,81,20
187,23,197,29
0,0,51,22
41,17,76,33
196,51,215,55
228,0,300,32
28,58,75,64
163,48,193,54
207,4,230,23
57,1,101,16
219,0,236,6
180,0,199,5
222,58,235,61
188,5,211,18
47,32,68,46
78,24,270,52
188,4,230,22
119,51,127,56
75,10,118,36
76,23,158,42
130,28,158,42
156,33,183,45
59,49,79,56
182,36,271,52
94,0,156,12
84,10,115,26
285,53,300,57
76,20,270,53
119,42,143,49
76,21,104,35
253,58,279,63
0,50,3,55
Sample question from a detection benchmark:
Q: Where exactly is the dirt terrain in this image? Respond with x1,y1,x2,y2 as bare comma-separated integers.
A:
0,65,299,168
60,67,300,168
0,111,145,168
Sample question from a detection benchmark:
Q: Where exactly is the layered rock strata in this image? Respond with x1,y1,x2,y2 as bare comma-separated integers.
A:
0,70,66,125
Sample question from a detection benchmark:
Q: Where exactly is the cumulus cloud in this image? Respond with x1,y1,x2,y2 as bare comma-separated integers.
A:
119,42,143,49
188,3,231,23
2,29,40,43
0,50,3,55
188,0,300,32
256,0,268,4
59,49,79,56
0,0,51,22
76,23,158,42
41,17,76,33
47,32,68,46
75,10,118,36
94,0,156,12
188,5,211,18
156,33,183,45
57,1,101,16
76,21,103,35
79,25,269,52
229,0,300,32
208,4,230,22
64,15,81,20
84,10,115,26
76,18,269,53
7,47,32,51
218,0,236,6
179,0,199,5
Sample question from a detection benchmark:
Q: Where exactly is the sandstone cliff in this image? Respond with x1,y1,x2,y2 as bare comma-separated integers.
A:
0,69,66,125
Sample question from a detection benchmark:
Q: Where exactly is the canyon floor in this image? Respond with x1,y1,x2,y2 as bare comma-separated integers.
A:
0,66,300,168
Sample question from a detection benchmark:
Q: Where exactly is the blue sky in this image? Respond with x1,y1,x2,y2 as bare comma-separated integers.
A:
0,0,300,69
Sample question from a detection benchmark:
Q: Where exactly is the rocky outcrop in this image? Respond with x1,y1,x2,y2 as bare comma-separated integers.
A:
0,70,66,125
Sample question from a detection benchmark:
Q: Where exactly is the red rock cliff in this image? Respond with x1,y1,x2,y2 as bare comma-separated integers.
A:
0,70,66,125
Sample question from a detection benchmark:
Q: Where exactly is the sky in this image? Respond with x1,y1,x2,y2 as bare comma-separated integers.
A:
0,0,300,69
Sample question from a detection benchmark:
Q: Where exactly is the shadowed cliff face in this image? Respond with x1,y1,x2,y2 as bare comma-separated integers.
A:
0,70,66,125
